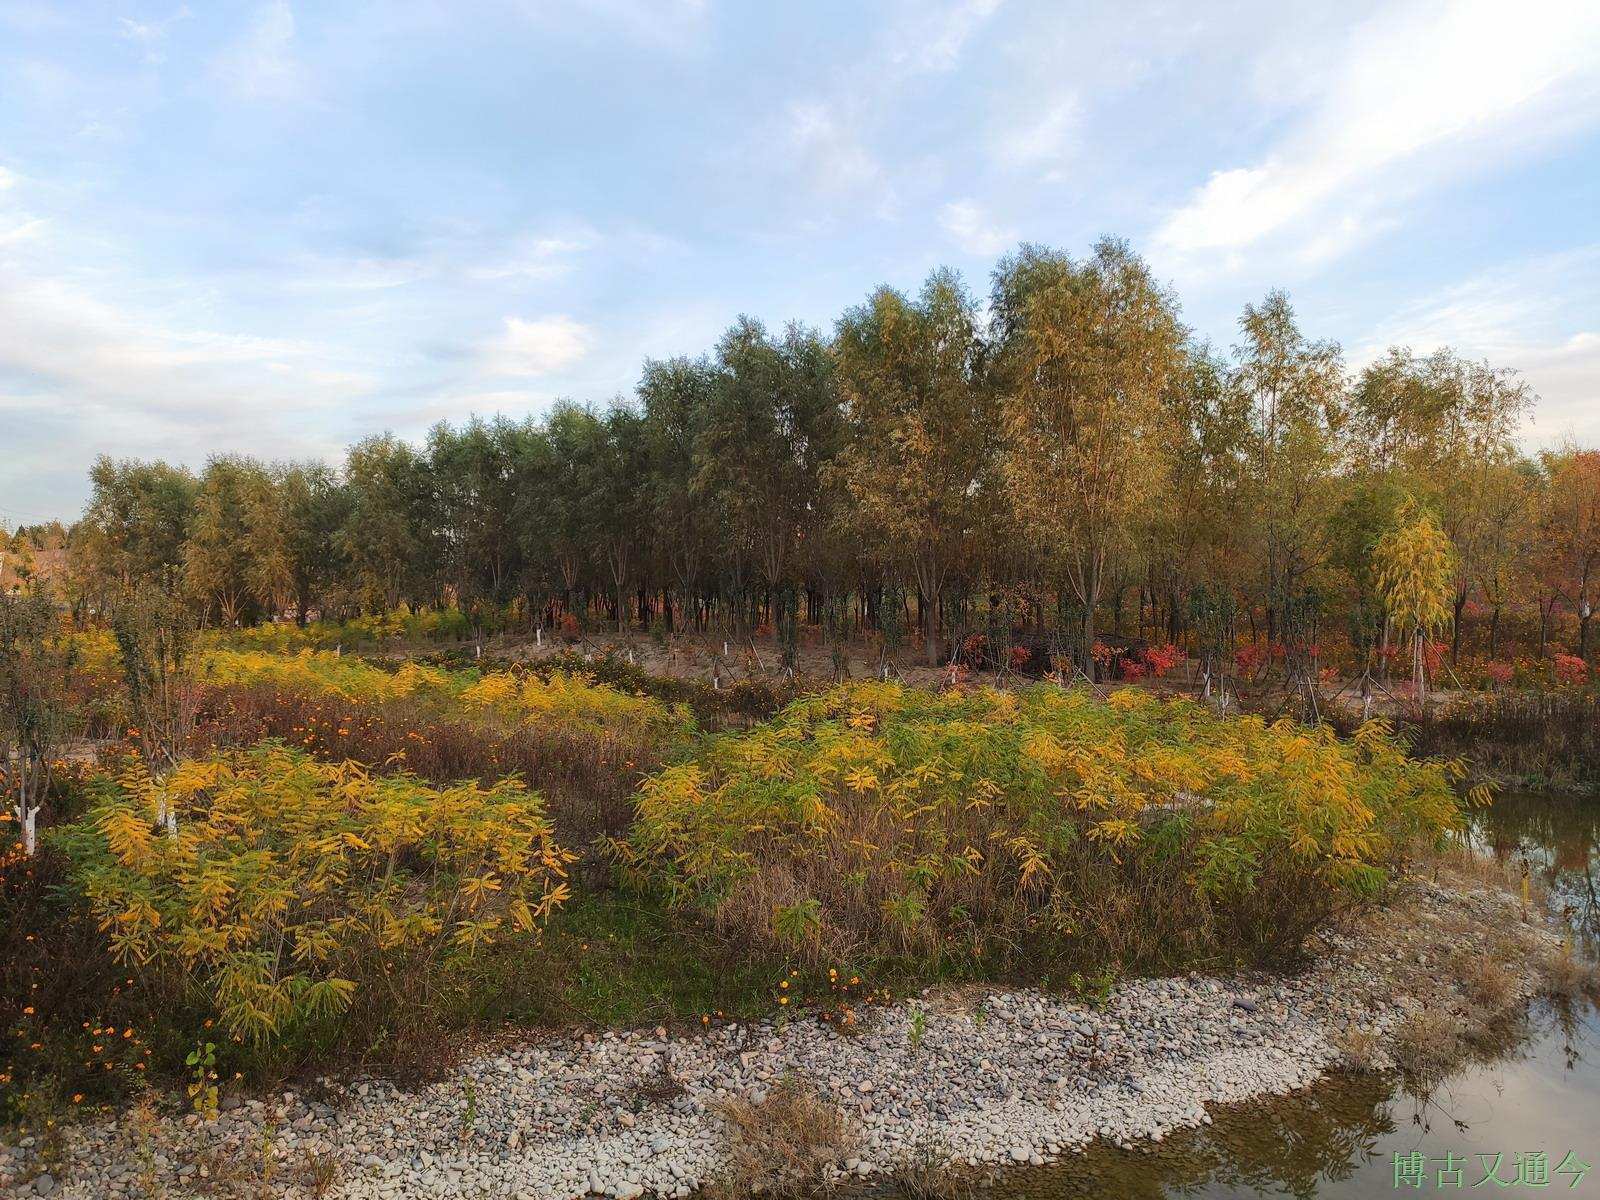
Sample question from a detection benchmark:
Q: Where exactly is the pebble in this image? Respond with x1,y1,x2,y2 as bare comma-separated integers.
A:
7,875,1563,1200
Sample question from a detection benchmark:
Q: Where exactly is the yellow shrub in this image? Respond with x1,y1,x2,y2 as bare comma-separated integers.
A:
62,744,575,1044
623,682,1470,968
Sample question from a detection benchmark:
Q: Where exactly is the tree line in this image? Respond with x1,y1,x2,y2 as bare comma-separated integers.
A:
30,237,1600,673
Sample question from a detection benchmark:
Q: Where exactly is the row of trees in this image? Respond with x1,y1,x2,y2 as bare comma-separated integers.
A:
38,238,1600,673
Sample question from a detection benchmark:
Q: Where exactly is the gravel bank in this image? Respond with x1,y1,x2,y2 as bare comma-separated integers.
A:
2,869,1565,1199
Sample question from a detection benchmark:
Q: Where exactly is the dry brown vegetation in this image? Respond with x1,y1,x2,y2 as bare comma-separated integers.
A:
713,1078,852,1200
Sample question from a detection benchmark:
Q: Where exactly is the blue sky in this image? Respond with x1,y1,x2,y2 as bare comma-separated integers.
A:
3,0,1599,524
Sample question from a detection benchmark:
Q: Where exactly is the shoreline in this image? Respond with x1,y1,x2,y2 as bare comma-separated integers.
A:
4,865,1575,1200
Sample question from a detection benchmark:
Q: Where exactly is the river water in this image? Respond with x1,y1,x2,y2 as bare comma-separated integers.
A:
988,792,1600,1199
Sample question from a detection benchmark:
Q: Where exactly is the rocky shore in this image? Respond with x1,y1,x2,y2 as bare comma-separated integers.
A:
3,866,1569,1200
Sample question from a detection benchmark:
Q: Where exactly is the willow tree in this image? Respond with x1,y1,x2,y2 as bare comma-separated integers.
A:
338,435,434,612
993,238,1184,669
1373,500,1455,706
695,318,842,625
1351,347,1531,657
184,456,288,626
834,268,997,664
640,356,714,629
1232,291,1345,646
79,457,198,595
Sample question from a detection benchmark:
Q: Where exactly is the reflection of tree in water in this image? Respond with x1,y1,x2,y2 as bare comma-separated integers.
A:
1468,792,1600,956
1005,1074,1397,1200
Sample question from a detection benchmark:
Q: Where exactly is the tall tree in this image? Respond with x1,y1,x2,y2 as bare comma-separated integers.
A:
640,356,715,628
993,238,1185,667
1374,500,1455,706
78,457,198,593
1351,347,1532,656
696,318,843,614
184,456,285,626
1541,447,1600,660
1231,290,1345,647
339,435,434,611
279,462,352,623
834,268,997,664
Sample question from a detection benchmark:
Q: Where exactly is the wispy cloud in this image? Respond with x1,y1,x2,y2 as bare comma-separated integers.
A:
735,0,1006,227
1155,0,1600,278
783,102,897,220
119,6,192,65
939,199,1015,256
995,94,1078,177
470,229,597,283
1355,245,1600,446
209,1,308,102
889,0,1004,75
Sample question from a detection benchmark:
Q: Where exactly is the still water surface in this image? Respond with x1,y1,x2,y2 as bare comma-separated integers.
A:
984,792,1600,1199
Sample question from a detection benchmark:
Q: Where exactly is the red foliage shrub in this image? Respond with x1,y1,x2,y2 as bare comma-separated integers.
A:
1235,643,1267,677
1145,643,1184,677
1553,654,1589,687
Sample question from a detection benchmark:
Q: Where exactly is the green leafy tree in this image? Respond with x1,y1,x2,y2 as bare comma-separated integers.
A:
834,268,998,664
184,456,286,626
1232,291,1345,648
279,461,353,624
77,457,198,596
0,590,81,855
993,238,1185,669
339,436,435,612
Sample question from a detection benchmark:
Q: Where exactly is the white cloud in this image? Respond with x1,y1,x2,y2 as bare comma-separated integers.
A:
939,199,1016,256
471,230,596,282
1354,246,1600,447
733,0,1005,228
512,0,708,50
784,102,896,218
119,6,191,64
486,315,592,376
996,94,1078,177
891,0,1004,75
1155,0,1600,277
0,218,46,246
209,1,307,102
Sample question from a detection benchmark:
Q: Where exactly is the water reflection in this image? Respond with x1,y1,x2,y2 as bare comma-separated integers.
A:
1467,792,1600,957
941,794,1600,1199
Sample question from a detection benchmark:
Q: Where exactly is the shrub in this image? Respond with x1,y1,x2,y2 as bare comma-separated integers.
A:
225,604,481,653
192,652,696,845
200,648,456,705
56,745,575,1055
1,835,155,1120
1553,653,1588,687
460,668,692,741
621,682,1469,973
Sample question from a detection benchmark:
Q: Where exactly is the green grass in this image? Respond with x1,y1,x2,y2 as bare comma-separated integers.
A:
490,889,792,1028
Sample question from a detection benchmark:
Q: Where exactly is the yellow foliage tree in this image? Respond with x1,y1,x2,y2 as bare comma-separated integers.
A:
1373,500,1457,706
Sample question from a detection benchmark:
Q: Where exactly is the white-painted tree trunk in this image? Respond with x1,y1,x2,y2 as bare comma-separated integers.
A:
18,803,37,857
